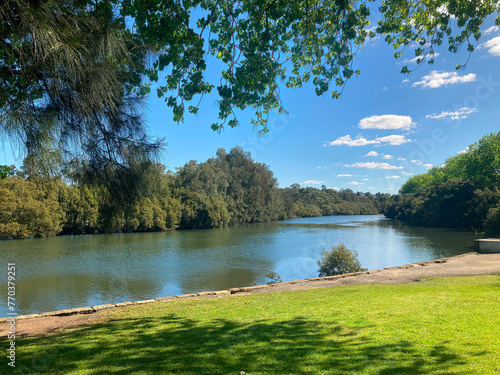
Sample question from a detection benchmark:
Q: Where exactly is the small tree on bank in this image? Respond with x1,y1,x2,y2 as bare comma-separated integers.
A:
318,244,367,277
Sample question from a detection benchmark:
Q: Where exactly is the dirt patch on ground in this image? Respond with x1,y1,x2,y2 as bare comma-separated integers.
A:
1,312,108,338
2,252,499,338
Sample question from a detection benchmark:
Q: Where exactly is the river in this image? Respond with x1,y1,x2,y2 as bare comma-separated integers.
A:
0,215,480,317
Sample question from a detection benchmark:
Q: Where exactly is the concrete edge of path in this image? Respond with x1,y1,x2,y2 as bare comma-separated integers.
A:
4,251,500,323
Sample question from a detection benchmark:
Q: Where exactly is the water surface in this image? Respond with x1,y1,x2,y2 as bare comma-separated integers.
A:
0,215,480,317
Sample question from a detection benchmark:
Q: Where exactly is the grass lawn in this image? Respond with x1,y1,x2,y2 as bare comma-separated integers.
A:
10,275,500,374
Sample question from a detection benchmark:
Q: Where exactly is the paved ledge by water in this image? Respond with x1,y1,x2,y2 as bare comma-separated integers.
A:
475,238,500,253
2,252,500,326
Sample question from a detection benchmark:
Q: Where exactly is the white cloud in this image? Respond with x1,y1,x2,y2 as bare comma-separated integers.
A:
403,53,440,64
426,107,477,120
302,180,324,185
358,115,414,130
329,187,340,190
375,135,412,145
385,175,401,179
326,134,411,147
348,181,363,186
344,162,403,170
436,4,455,18
483,37,500,56
413,70,476,89
382,155,393,159
366,26,381,42
326,135,377,146
485,26,500,35
368,186,376,190
365,151,379,157
401,171,413,175
409,160,432,168
336,174,353,177
398,157,407,161
402,79,410,84
362,178,369,181
457,147,469,155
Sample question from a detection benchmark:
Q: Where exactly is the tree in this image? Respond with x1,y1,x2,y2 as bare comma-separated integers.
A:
3,0,498,170
0,165,10,179
386,132,500,231
378,0,499,73
485,202,500,236
317,244,367,276
125,0,500,130
400,132,500,195
0,177,64,238
1,0,163,173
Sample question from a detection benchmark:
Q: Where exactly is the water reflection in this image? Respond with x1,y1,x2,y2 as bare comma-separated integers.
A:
0,215,480,316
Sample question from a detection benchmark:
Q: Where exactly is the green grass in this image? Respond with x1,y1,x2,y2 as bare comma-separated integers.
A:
10,275,500,374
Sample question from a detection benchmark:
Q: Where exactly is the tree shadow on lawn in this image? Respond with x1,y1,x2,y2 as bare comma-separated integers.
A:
16,315,487,375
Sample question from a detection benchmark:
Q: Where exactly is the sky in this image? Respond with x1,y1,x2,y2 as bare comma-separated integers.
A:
2,13,500,193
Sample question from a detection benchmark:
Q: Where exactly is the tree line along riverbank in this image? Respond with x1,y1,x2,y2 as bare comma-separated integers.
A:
383,131,500,236
4,131,500,240
0,147,389,239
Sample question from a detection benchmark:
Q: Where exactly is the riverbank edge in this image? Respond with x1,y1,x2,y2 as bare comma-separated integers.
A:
0,214,387,241
3,252,482,323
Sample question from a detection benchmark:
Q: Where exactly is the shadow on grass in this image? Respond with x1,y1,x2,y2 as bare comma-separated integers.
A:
15,314,485,375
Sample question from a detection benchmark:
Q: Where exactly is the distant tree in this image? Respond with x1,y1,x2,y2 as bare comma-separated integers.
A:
390,132,500,231
0,177,64,238
59,185,100,235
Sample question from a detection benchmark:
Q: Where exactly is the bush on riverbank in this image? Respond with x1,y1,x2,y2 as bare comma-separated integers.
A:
317,244,367,276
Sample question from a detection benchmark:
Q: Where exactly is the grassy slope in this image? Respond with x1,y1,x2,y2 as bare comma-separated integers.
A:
12,275,500,375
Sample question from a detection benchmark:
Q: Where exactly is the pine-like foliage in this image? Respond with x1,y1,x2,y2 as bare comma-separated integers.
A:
0,0,162,173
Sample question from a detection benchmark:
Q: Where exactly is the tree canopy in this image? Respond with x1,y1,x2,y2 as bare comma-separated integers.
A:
385,132,500,234
1,0,499,169
400,131,500,194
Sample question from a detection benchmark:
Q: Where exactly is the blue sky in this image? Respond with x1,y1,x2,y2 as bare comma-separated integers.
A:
2,16,500,193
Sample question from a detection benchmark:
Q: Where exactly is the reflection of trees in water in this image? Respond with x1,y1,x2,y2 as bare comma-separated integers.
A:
180,268,267,294
282,217,479,258
174,222,283,252
380,219,479,255
16,273,159,315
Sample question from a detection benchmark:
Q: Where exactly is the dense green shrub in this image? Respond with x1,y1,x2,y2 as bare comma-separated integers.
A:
317,244,367,276
485,203,500,236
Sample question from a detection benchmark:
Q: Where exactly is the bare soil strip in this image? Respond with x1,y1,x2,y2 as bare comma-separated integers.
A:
2,252,499,337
